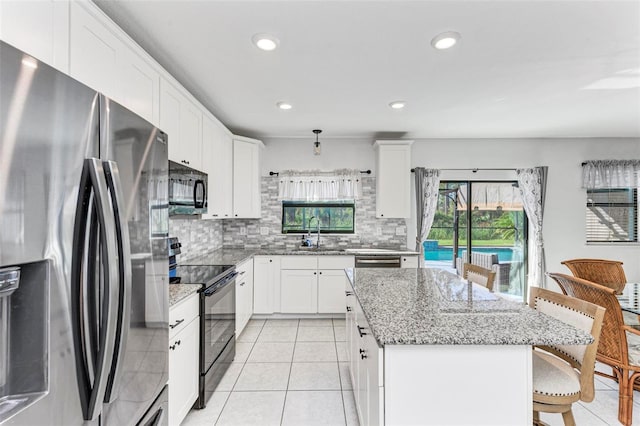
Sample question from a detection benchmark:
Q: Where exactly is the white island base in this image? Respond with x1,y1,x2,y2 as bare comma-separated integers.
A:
383,345,532,425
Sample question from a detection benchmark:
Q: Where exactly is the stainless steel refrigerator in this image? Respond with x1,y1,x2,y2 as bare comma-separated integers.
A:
0,41,169,425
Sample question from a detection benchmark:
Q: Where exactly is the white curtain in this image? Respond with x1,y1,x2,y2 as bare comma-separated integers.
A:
277,169,363,201
582,160,640,189
517,167,548,289
414,168,441,267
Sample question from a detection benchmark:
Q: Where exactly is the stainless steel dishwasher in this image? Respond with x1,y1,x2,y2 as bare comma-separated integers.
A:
354,255,402,268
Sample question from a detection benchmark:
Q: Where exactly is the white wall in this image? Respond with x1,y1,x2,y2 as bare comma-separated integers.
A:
263,137,640,286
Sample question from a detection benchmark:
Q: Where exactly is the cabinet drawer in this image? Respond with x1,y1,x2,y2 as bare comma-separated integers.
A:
169,292,199,339
236,258,253,275
280,256,318,269
318,255,354,270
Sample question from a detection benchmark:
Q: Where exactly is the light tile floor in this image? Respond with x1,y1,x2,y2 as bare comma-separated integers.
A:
183,318,358,426
183,318,638,426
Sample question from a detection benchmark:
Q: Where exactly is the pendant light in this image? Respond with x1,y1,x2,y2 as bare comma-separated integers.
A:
313,129,322,156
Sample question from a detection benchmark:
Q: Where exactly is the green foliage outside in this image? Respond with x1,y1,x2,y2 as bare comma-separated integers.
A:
428,210,525,246
282,202,354,233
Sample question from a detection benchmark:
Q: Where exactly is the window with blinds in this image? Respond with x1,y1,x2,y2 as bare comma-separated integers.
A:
586,188,638,242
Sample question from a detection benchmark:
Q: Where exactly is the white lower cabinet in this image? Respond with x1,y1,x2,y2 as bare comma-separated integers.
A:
350,297,384,426
168,293,199,426
400,255,419,268
235,259,254,336
275,255,354,314
318,269,350,313
253,256,281,314
280,269,318,313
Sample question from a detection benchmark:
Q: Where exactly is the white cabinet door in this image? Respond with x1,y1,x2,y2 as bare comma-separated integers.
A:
168,316,199,426
280,269,317,313
235,259,254,336
318,269,348,313
375,141,413,218
0,0,69,72
232,137,262,218
253,256,281,314
203,115,233,219
400,255,419,268
69,2,123,101
120,47,159,125
160,78,202,170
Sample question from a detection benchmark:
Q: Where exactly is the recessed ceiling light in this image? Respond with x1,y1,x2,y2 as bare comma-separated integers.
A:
389,101,406,109
252,34,279,51
431,31,461,50
276,102,292,110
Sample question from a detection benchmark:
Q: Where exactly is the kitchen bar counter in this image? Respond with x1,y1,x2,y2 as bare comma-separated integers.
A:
345,268,593,425
346,267,592,346
169,283,201,307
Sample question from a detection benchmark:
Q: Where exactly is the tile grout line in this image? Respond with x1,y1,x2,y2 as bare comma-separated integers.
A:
214,320,264,425
280,319,299,426
333,318,349,426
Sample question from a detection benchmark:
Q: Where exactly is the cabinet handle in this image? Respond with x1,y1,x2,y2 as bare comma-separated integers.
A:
313,272,316,275
239,282,245,286
359,348,366,354
169,344,176,350
361,352,368,360
319,271,322,275
345,291,354,296
346,306,352,312
212,214,219,217
357,325,367,338
380,214,384,217
175,340,181,346
235,214,238,217
169,319,184,329
269,259,272,263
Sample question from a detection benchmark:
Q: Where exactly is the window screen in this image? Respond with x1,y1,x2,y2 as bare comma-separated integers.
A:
282,201,355,234
586,188,638,242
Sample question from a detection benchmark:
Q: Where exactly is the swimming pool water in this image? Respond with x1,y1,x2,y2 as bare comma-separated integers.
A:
424,246,518,262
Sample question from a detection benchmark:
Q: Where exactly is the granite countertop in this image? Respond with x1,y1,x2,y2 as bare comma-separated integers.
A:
346,268,594,346
181,249,257,266
180,247,418,266
169,283,201,307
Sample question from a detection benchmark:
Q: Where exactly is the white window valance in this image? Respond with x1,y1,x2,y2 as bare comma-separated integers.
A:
582,160,640,189
277,169,363,201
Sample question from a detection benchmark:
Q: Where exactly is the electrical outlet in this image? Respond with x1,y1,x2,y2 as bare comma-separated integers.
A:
260,227,269,236
239,226,247,235
376,226,382,236
396,227,406,236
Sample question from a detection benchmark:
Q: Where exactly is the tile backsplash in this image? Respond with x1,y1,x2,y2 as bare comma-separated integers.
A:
222,176,408,250
169,176,408,255
169,217,223,261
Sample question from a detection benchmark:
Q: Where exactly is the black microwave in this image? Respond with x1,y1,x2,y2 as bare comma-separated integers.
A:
168,161,207,215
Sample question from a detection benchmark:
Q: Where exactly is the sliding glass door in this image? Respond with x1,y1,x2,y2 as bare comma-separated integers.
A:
425,181,528,300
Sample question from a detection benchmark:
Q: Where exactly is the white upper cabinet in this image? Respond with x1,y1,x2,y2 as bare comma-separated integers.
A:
202,114,233,219
374,140,413,218
69,2,124,102
0,1,69,73
120,47,159,125
69,2,160,125
160,78,203,170
233,136,263,218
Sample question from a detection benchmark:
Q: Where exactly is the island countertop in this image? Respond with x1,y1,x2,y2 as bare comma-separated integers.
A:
346,267,593,346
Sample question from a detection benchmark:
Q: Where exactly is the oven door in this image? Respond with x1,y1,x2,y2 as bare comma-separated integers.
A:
200,274,236,374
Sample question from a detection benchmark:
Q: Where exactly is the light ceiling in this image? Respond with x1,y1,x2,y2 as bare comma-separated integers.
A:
95,0,640,139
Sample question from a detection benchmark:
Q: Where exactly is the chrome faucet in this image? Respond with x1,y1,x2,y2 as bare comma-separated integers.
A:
309,216,320,248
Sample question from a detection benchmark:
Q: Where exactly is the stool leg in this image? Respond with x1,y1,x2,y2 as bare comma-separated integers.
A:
561,408,575,426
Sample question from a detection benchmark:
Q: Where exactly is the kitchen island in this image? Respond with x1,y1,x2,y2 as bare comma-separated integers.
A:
345,268,592,426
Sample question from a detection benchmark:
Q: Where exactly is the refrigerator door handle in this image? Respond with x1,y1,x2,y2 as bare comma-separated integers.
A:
71,158,120,421
102,160,132,403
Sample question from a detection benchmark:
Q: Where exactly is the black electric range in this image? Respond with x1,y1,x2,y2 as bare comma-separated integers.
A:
171,263,236,409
